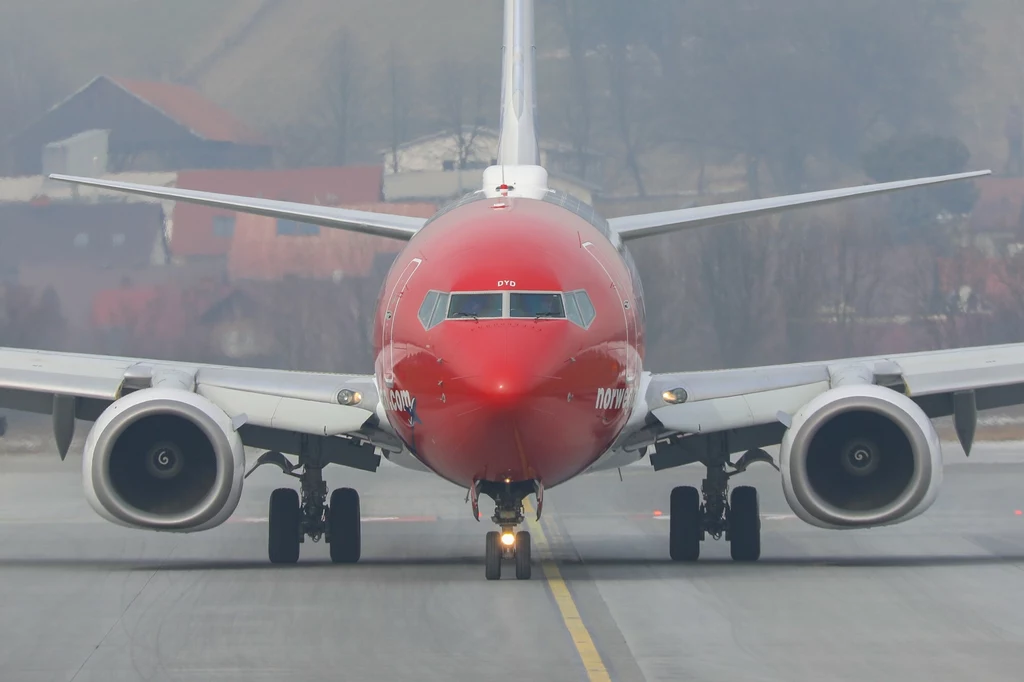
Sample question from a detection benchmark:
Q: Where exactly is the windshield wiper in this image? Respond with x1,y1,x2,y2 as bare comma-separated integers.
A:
452,312,479,319
533,312,562,319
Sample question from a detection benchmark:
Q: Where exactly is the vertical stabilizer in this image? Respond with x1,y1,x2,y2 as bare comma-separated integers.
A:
496,0,540,167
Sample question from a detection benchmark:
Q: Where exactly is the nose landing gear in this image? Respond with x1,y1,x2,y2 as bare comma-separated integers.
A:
475,480,536,580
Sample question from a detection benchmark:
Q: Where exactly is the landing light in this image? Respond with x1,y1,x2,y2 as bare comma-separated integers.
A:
662,388,688,405
337,389,362,406
501,532,516,547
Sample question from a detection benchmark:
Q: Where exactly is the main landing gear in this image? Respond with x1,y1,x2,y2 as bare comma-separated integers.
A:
669,443,777,563
247,447,361,565
472,479,537,580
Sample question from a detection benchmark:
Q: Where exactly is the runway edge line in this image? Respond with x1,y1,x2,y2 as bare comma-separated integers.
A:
524,498,612,682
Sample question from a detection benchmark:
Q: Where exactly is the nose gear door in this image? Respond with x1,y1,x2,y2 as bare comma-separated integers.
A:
382,258,422,387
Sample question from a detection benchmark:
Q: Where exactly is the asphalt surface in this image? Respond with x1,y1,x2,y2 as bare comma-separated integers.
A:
2,441,1024,682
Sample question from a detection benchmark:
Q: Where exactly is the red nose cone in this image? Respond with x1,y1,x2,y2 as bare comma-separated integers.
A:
420,322,576,483
456,345,547,410
389,322,624,488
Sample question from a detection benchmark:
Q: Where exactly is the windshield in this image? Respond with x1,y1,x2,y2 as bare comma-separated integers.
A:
510,293,565,318
448,293,503,319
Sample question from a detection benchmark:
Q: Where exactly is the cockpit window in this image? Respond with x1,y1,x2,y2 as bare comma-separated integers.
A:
563,292,584,327
419,290,593,326
418,291,450,330
418,291,440,328
510,293,565,318
448,293,503,319
569,290,596,328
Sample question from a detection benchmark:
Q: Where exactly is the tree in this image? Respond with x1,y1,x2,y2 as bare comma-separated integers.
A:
386,46,414,174
695,220,780,367
432,58,492,169
773,221,829,361
862,132,980,234
549,0,598,180
0,285,67,351
661,0,969,195
0,20,64,155
590,0,666,196
318,29,369,166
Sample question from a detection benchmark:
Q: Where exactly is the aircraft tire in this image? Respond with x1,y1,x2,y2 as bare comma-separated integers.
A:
329,488,361,564
729,486,761,562
669,486,701,562
268,488,301,564
485,531,502,580
515,530,532,580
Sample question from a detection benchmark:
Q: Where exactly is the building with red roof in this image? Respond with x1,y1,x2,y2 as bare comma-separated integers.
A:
3,75,272,176
226,202,436,281
169,167,386,260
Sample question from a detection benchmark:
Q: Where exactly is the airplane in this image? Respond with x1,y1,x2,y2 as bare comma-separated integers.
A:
0,0,1008,581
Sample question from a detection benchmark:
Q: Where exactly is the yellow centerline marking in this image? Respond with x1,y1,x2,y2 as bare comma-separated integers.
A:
524,499,612,682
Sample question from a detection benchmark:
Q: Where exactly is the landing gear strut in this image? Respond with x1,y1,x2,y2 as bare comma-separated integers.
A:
247,441,361,564
669,439,768,562
475,479,535,580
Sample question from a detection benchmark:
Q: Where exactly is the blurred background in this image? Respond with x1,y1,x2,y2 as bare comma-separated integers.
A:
0,0,1022,375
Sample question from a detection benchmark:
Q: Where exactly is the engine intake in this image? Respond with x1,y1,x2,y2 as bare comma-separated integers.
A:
83,388,245,531
780,384,942,529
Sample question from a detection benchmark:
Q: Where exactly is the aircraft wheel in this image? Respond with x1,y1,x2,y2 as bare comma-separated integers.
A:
268,488,301,564
669,486,701,562
485,531,502,580
328,487,361,564
515,530,532,580
729,486,761,562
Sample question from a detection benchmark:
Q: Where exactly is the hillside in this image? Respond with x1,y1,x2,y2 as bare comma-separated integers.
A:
3,0,1022,174
959,0,1024,168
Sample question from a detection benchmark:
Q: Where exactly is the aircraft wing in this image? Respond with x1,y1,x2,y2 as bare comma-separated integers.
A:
0,346,405,465
609,170,990,241
48,174,425,241
628,342,1024,470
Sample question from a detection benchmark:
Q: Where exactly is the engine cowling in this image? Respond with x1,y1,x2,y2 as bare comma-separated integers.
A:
82,388,245,532
779,384,942,529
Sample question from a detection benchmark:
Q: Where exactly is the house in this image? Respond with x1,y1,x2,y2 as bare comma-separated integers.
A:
168,167,386,262
968,177,1024,256
226,202,436,281
0,202,169,327
380,128,603,205
3,76,272,176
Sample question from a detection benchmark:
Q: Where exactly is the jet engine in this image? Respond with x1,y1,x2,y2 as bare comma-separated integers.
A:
779,384,942,529
82,387,245,531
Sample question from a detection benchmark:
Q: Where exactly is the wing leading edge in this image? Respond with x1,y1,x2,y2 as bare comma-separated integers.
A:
48,174,426,241
610,170,991,241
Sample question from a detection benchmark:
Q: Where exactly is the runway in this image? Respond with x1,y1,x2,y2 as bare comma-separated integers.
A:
2,442,1024,681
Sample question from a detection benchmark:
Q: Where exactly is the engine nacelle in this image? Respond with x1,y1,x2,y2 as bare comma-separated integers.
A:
780,384,942,529
82,388,245,532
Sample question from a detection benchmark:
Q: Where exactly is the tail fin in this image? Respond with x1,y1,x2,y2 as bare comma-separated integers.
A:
496,0,540,166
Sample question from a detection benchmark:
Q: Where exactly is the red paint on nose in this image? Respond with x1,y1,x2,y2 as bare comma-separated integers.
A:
411,322,584,484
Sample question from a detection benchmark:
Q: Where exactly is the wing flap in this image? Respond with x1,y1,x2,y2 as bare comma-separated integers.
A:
610,170,990,241
0,369,123,401
889,345,1024,396
49,174,425,241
